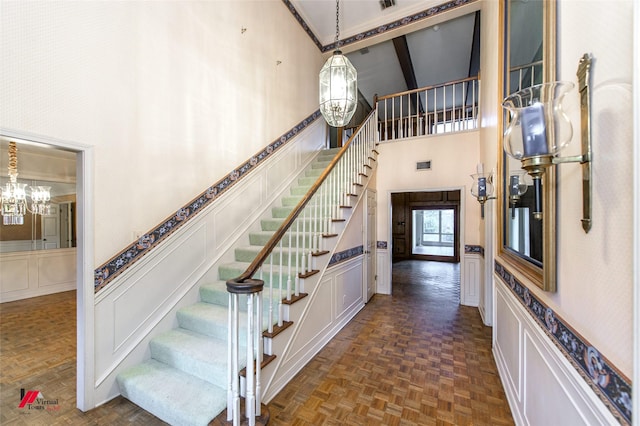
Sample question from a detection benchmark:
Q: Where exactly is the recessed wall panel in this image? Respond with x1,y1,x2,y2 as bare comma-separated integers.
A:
0,258,30,293
495,288,522,400
213,176,263,251
114,229,206,350
38,253,76,286
523,331,588,425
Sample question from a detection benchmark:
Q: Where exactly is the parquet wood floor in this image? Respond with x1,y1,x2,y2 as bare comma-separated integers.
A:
0,260,513,425
267,260,514,425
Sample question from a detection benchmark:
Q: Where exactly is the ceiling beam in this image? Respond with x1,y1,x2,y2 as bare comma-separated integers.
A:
392,35,423,114
392,35,418,90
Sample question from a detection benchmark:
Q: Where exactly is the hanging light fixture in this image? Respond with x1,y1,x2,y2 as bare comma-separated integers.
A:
319,0,358,128
1,141,51,225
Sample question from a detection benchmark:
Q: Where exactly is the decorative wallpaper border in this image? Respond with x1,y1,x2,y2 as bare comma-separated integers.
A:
283,0,479,53
94,110,323,293
464,244,484,256
329,246,364,266
495,261,632,425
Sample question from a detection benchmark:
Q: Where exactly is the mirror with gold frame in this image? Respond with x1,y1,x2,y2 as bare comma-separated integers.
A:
499,0,557,291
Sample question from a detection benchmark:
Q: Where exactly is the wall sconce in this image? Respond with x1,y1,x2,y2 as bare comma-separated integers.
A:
508,170,529,218
470,163,495,219
502,53,593,233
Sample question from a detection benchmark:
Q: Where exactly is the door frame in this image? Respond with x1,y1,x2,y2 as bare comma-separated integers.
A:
386,186,466,296
0,128,95,411
363,188,376,302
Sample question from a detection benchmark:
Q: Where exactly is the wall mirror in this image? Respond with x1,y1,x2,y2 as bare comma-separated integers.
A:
499,0,557,291
0,139,77,253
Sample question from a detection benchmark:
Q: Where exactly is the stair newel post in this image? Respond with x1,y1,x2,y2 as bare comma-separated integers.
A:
255,289,262,417
245,293,255,425
227,292,237,423
226,277,264,425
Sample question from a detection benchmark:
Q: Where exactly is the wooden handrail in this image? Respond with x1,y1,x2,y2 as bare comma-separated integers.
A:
227,108,377,289
375,75,479,101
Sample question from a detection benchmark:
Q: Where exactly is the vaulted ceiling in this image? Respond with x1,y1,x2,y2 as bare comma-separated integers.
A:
289,0,481,108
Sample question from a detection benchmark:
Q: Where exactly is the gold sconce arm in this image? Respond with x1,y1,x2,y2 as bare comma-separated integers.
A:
549,53,593,233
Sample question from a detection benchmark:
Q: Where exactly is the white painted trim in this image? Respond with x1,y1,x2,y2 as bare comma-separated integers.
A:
633,1,639,424
494,282,620,425
385,186,466,299
0,127,95,411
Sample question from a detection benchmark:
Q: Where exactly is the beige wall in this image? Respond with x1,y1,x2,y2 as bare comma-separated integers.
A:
551,0,634,377
0,1,324,265
491,0,634,379
375,131,482,247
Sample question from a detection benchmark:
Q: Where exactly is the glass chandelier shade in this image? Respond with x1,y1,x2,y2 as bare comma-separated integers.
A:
470,173,494,199
1,181,27,225
502,81,574,160
319,50,358,128
1,141,52,225
318,0,358,128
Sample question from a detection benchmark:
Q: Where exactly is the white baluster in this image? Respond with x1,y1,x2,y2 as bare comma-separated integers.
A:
287,231,292,301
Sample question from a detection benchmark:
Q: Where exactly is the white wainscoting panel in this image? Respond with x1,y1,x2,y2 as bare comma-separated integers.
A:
376,249,390,295
212,172,264,252
92,120,327,405
0,248,76,302
263,256,365,402
461,253,480,306
494,281,618,426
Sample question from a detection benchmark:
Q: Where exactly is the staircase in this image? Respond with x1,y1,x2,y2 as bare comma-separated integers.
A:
116,149,340,426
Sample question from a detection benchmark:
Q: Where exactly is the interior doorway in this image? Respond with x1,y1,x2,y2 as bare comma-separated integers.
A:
0,130,93,411
391,190,460,263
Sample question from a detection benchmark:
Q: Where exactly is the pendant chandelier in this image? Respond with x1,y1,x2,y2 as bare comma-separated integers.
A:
319,0,358,128
1,141,51,225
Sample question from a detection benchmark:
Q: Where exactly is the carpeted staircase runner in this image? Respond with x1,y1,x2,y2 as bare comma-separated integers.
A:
117,149,339,426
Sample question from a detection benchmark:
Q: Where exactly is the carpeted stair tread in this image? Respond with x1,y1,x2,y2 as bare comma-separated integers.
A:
176,302,229,339
218,261,296,284
117,359,226,426
290,185,312,196
150,328,236,385
235,245,312,266
261,217,285,231
249,230,314,247
199,281,286,312
282,194,304,206
272,205,295,218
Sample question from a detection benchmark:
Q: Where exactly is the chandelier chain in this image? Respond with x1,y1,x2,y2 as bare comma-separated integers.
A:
335,0,340,46
8,141,18,183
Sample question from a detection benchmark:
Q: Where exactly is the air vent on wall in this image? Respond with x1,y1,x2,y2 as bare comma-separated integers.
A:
380,0,395,10
416,160,432,171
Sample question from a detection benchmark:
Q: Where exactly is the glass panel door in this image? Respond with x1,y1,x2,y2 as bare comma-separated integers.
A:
412,208,455,258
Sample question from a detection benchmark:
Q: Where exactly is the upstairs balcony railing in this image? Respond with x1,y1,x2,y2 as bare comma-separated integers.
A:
508,60,543,94
376,75,480,141
226,109,379,426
